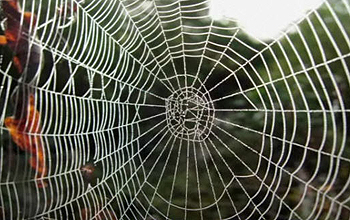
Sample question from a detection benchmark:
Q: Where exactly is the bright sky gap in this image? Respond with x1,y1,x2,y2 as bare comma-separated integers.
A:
210,0,326,40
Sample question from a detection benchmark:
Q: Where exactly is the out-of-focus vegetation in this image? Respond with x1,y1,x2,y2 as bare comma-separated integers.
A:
0,0,350,219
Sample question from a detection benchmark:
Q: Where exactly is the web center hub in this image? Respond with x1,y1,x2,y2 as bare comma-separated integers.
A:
165,87,214,142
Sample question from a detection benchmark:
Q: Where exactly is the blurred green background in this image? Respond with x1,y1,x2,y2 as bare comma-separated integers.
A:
0,0,350,219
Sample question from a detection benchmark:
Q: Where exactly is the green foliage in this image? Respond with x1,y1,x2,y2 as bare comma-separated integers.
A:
1,0,350,219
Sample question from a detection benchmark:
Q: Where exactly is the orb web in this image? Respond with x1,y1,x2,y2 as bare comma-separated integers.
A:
0,0,350,219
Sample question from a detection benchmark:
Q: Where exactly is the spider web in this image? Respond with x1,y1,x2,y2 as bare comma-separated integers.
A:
1,0,350,219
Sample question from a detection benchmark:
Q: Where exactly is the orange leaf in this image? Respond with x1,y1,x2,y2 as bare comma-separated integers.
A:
5,95,47,187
